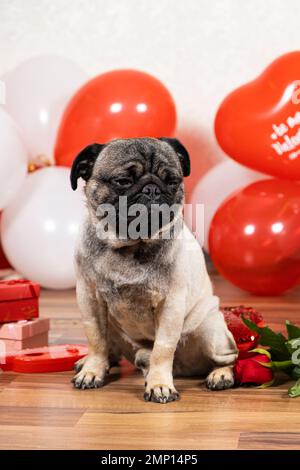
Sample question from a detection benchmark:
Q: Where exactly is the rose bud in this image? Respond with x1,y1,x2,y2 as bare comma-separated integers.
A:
221,305,263,357
234,353,273,386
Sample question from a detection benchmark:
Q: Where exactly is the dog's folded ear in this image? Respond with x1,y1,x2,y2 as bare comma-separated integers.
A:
159,138,190,177
70,143,105,190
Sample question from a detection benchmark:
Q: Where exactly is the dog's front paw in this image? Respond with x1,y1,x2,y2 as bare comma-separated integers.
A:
72,354,109,390
205,366,235,391
143,371,180,403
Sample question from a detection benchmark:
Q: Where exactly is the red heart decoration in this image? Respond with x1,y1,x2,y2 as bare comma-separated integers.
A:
215,51,300,180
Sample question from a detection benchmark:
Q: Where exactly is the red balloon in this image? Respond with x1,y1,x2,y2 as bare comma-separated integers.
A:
55,69,177,167
215,51,300,180
209,179,300,295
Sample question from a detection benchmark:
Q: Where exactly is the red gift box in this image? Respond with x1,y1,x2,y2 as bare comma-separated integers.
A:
0,280,40,323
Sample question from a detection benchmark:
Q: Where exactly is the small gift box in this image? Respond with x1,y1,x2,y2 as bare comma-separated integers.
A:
0,318,49,353
0,280,40,322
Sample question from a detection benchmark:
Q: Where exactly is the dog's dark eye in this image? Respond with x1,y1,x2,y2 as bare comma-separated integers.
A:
166,178,181,188
113,177,133,188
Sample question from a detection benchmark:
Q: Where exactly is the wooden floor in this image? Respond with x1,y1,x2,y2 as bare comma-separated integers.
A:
0,270,300,450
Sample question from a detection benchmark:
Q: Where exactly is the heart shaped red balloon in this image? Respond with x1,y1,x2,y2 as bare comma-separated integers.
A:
215,52,300,180
209,179,300,295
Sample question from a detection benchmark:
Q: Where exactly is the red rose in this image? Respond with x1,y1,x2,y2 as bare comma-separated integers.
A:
221,305,264,357
234,353,273,385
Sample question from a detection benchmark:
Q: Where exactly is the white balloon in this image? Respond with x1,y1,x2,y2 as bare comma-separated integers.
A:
186,160,266,252
1,167,86,289
0,107,28,210
2,55,87,161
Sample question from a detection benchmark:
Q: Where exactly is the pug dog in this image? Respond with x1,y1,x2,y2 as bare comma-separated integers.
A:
71,137,237,403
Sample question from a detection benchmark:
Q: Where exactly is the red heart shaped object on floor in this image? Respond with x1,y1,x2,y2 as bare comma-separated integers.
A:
215,51,300,180
222,305,264,357
0,344,88,373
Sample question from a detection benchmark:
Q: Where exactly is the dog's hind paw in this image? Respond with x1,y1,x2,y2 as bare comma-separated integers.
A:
205,366,235,391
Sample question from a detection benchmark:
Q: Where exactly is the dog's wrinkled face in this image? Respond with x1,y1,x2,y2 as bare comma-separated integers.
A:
71,137,190,241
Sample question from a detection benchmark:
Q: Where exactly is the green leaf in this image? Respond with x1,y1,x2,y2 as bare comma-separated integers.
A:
278,332,288,343
286,320,300,340
288,379,300,398
257,361,273,368
258,360,292,370
250,348,271,359
272,360,293,370
242,315,290,360
257,378,276,389
291,366,300,380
